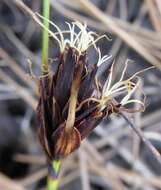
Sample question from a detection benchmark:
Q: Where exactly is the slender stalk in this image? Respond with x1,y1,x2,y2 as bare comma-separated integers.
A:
42,0,50,72
41,1,61,189
121,112,161,164
47,160,61,190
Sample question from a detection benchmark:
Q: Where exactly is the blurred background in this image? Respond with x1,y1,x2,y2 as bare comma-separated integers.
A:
0,0,161,189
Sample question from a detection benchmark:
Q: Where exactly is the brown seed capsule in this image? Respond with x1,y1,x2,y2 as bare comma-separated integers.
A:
53,125,81,158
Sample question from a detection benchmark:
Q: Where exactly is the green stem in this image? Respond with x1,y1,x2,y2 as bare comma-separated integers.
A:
42,0,50,72
47,160,61,190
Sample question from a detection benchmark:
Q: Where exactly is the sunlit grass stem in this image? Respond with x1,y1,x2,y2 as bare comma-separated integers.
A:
42,1,61,190
47,160,61,190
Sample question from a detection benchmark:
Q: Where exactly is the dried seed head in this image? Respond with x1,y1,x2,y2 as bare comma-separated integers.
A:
36,18,149,160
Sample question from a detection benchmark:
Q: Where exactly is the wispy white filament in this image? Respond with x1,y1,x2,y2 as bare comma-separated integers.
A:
35,13,110,54
101,62,153,108
34,13,149,110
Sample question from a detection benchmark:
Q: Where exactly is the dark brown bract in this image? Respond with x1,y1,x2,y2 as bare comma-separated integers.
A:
37,46,109,160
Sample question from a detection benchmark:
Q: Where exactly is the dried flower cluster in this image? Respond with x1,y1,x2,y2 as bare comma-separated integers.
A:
37,20,145,161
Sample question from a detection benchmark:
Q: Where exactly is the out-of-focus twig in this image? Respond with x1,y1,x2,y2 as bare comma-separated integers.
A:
121,112,161,164
19,168,47,186
79,147,91,190
146,0,161,39
0,26,39,65
0,173,28,190
0,70,37,109
78,0,161,70
13,154,45,165
0,48,36,92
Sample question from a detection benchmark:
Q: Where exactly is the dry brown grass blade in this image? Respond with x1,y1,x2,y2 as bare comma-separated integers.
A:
0,70,37,109
86,152,126,190
0,173,28,190
13,154,45,165
12,0,53,40
79,147,91,190
0,48,36,92
155,0,161,15
132,82,142,162
121,112,161,165
52,1,161,62
107,166,161,188
52,1,160,42
0,25,39,65
59,170,80,188
85,143,161,189
19,168,47,186
83,141,127,190
53,1,161,61
13,0,161,69
89,164,161,189
78,0,161,70
146,0,161,39
94,108,161,152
